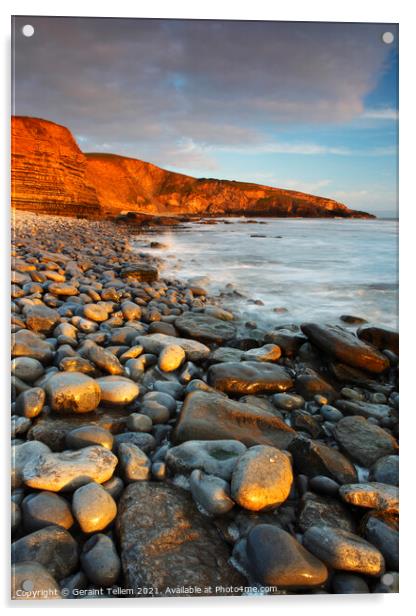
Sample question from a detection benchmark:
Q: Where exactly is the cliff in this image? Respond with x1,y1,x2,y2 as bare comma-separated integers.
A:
11,116,374,219
11,116,100,217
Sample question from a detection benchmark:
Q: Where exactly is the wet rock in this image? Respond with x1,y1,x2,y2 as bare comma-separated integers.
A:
291,410,322,438
95,376,139,406
309,475,340,497
11,356,44,382
22,491,74,531
208,361,293,395
246,524,328,588
121,300,142,321
363,514,399,570
116,482,244,596
264,329,307,357
289,436,357,484
45,371,101,413
369,455,399,486
298,492,355,532
334,416,398,467
209,346,245,364
65,425,114,450
158,344,186,372
83,303,109,322
86,343,124,375
331,572,370,594
231,445,293,511
295,372,337,401
272,393,304,411
11,562,62,600
11,415,32,439
118,443,151,482
12,525,78,580
24,304,60,333
22,445,118,491
175,313,236,345
114,431,156,454
140,391,176,424
166,439,246,480
301,323,390,374
303,525,385,576
12,329,54,364
339,482,399,514
126,412,153,432
242,344,281,362
15,387,45,418
136,333,210,362
72,482,117,533
320,404,344,422
12,440,51,489
335,399,393,423
120,263,158,282
357,324,399,355
81,533,121,587
190,469,234,515
173,391,295,449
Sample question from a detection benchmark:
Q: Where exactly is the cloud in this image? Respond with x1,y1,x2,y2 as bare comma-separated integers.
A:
12,16,397,169
361,108,398,120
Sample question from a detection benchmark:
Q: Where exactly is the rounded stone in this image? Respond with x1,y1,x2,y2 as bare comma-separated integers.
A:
272,393,305,411
158,344,186,372
96,376,139,407
151,461,166,481
140,391,176,424
11,562,62,600
369,455,399,486
72,482,117,533
303,525,385,576
102,476,125,500
22,445,118,492
22,491,74,531
309,475,340,497
24,304,60,334
81,533,121,587
11,356,44,383
166,439,247,481
332,572,370,594
126,412,153,432
65,425,114,450
83,304,109,322
231,445,293,511
45,372,101,413
320,405,344,422
243,344,282,362
12,525,79,580
118,442,151,482
246,524,328,588
15,387,45,418
190,469,234,515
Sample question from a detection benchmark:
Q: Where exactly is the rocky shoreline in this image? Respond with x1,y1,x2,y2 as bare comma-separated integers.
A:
11,210,399,600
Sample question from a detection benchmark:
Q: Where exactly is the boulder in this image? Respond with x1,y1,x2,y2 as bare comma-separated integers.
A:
334,416,398,467
173,391,295,449
45,372,101,413
208,361,293,395
175,313,236,345
116,482,245,596
166,439,246,480
301,323,390,373
289,436,357,484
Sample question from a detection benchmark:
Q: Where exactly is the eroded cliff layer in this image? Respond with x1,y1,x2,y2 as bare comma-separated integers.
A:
11,116,374,219
11,116,100,217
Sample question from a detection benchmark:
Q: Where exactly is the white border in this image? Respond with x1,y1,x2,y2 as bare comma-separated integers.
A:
1,1,414,614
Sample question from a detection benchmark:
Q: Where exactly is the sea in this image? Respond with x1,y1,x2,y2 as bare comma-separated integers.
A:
134,218,398,331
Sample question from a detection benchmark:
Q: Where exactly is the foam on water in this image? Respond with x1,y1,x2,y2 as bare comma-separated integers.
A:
134,218,398,329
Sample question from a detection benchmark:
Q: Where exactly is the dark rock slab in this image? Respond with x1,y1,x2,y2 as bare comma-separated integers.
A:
289,436,357,484
173,391,295,449
301,323,390,374
120,263,158,282
295,372,337,401
357,325,399,355
369,455,399,486
208,361,293,395
334,399,393,422
246,524,328,588
363,514,399,570
334,416,398,467
175,313,237,345
116,482,245,596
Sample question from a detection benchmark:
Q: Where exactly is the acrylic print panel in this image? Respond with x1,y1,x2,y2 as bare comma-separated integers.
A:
11,16,398,600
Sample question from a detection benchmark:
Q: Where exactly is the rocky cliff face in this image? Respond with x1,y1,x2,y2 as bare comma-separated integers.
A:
11,116,100,217
11,116,374,219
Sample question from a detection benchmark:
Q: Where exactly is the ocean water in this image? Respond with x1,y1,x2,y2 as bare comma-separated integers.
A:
134,218,398,330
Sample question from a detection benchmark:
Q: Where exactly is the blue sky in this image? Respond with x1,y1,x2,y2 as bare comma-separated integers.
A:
13,18,398,216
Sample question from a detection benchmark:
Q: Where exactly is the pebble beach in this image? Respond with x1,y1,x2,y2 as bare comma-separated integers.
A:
11,210,399,599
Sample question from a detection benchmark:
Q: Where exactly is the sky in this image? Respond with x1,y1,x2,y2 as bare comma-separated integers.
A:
12,17,398,216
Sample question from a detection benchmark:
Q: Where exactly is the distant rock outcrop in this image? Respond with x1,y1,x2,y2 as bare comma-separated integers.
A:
11,116,374,219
